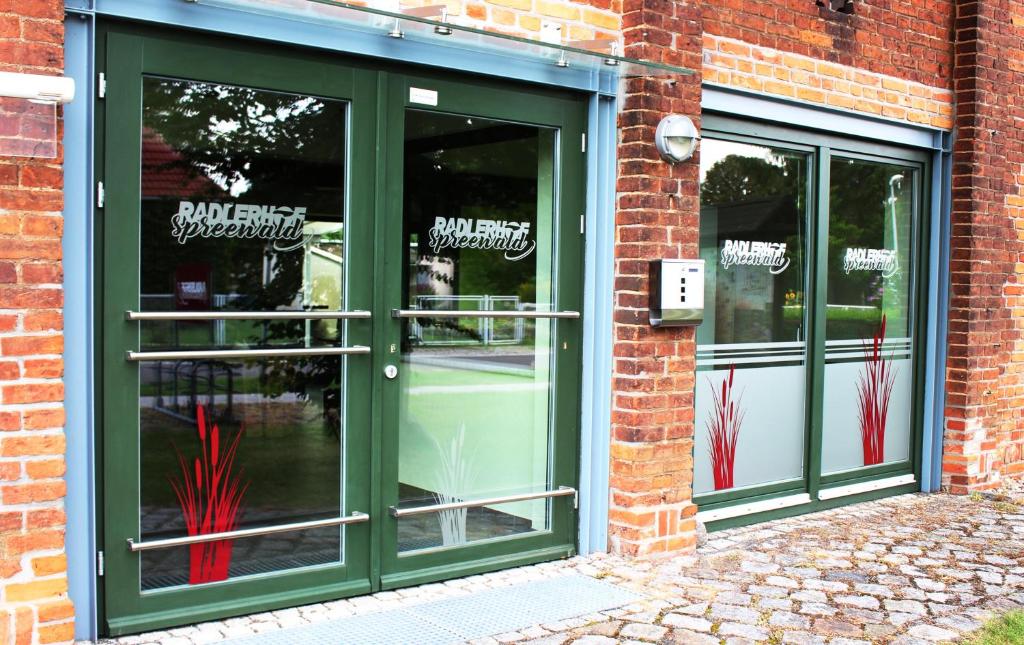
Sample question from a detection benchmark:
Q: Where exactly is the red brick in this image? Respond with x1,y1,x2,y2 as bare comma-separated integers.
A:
22,359,61,379
1,481,65,505
20,262,61,284
0,434,64,457
22,408,63,430
1,382,63,405
23,311,61,331
0,334,62,356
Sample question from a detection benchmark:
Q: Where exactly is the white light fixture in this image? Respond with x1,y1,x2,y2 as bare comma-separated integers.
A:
654,114,699,163
0,71,75,104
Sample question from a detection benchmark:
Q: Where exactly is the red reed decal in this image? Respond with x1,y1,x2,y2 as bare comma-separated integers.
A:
169,405,249,585
857,315,897,467
707,364,744,490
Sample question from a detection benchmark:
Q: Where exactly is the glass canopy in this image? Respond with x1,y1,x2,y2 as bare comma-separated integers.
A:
191,0,695,78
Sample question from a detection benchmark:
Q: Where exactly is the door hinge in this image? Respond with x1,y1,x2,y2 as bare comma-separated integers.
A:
581,132,586,153
97,550,104,577
96,181,105,208
97,72,106,99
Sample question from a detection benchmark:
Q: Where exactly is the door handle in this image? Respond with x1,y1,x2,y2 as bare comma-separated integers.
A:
126,512,370,552
126,346,371,361
125,310,372,321
391,309,579,319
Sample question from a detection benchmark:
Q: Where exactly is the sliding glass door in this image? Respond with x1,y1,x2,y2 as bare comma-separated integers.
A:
695,119,928,520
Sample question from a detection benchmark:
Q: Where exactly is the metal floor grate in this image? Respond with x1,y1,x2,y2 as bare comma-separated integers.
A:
224,573,642,645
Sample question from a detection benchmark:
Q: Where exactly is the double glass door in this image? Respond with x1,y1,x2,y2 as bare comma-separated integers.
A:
694,118,928,518
100,26,584,636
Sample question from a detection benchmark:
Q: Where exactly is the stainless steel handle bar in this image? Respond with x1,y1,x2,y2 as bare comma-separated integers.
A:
388,486,577,518
391,309,579,319
125,346,371,361
125,310,372,321
126,512,370,552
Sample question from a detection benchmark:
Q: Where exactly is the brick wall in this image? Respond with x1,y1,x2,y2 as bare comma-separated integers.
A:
702,0,954,89
0,0,73,643
943,0,1024,493
702,33,954,129
607,0,702,556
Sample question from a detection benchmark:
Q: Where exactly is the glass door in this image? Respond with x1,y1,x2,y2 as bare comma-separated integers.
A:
695,138,812,502
100,28,377,635
694,119,929,521
819,156,920,481
378,75,586,587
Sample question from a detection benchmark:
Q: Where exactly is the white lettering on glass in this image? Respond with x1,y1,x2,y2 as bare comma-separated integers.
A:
427,217,537,261
170,201,307,247
720,239,791,275
843,247,899,277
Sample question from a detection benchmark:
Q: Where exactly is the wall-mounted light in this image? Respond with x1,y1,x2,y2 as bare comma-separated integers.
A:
654,114,699,163
0,71,75,103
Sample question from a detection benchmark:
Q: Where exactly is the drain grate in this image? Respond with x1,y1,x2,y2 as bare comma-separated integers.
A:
223,573,642,645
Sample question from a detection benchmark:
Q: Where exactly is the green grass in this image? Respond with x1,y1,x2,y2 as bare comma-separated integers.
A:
966,611,1024,645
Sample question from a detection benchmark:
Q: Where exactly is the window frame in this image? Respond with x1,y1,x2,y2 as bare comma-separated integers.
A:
695,113,932,524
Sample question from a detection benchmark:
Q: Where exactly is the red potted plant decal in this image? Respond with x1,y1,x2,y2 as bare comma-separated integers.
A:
857,315,897,466
169,405,249,585
707,364,744,490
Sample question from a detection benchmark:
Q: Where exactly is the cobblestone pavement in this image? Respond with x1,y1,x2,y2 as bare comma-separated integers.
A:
90,491,1024,645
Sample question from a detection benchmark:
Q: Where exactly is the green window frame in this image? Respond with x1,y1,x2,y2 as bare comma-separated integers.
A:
695,114,931,529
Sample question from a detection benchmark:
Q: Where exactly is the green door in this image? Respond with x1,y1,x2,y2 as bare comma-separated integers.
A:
376,74,586,587
98,25,586,636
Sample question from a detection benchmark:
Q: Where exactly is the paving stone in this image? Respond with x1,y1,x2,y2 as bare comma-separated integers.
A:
907,624,959,642
617,624,667,641
769,610,810,629
798,602,837,617
662,613,712,632
759,597,793,610
835,595,879,610
709,603,760,624
935,614,982,632
781,632,826,645
811,618,862,637
664,630,719,645
715,591,752,606
717,622,769,641
853,583,894,597
792,590,828,603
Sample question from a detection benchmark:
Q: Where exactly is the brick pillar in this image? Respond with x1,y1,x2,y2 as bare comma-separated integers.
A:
607,0,702,556
0,0,73,643
943,0,1024,492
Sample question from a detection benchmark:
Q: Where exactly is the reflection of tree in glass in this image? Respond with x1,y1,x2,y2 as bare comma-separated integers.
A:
827,161,911,339
700,153,806,344
141,79,347,416
701,153,798,207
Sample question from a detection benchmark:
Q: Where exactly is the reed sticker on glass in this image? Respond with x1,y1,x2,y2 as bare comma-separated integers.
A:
694,139,810,495
821,159,916,474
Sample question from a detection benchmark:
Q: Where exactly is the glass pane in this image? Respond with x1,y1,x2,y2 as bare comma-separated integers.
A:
694,139,809,495
397,110,556,552
137,76,347,589
822,158,916,474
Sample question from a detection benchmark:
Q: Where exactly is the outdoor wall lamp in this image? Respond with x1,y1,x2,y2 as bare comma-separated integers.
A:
654,114,699,163
0,71,75,103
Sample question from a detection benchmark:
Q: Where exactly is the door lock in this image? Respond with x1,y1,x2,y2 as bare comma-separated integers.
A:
384,364,399,379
